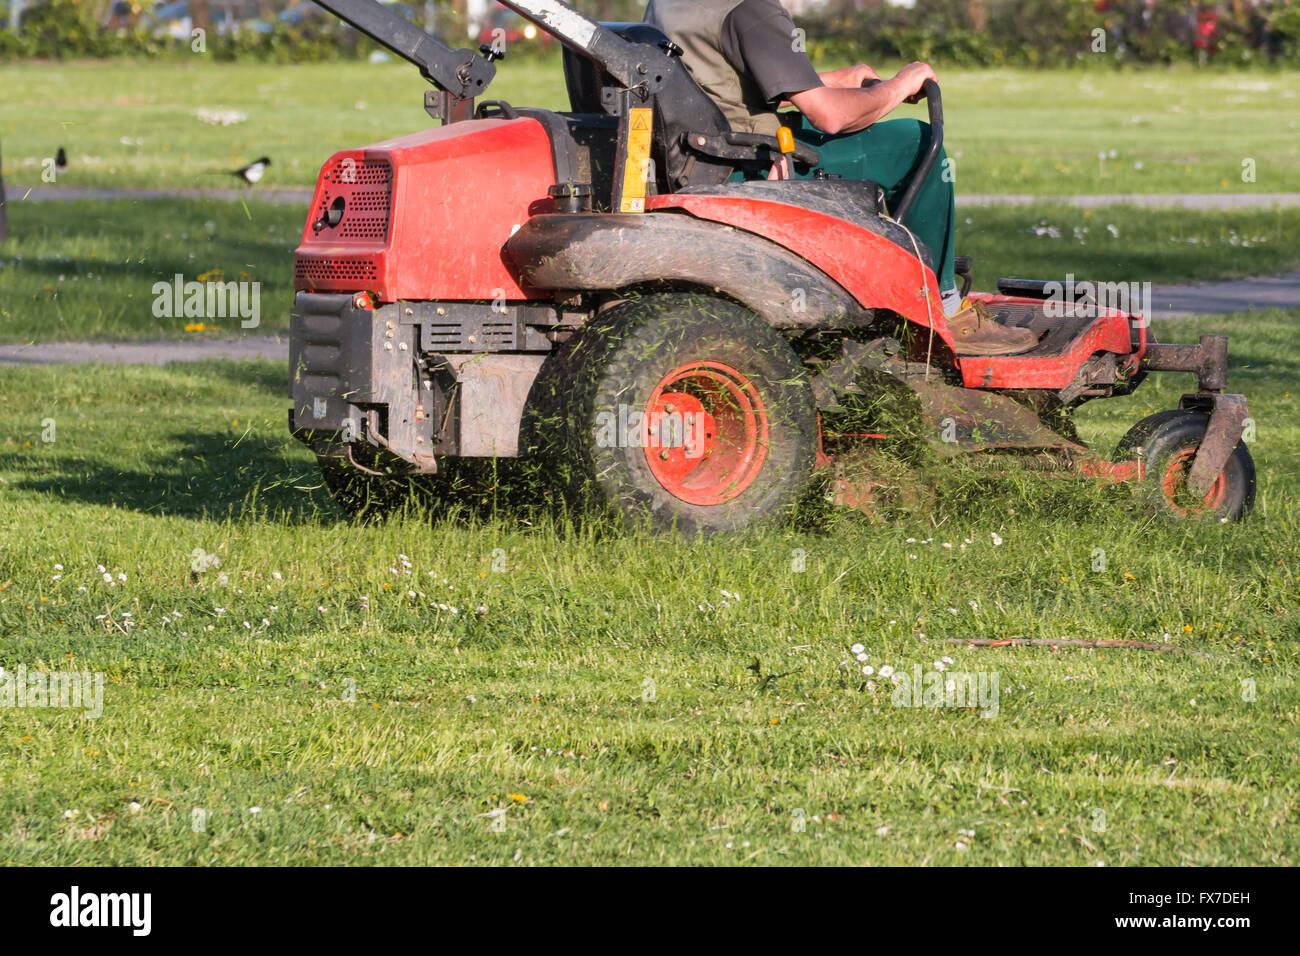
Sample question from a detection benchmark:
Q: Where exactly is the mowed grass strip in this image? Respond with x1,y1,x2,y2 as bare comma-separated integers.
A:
2,60,1299,195
3,199,1299,343
0,312,1295,864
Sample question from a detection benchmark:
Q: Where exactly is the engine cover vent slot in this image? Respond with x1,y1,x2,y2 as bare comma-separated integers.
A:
422,315,519,352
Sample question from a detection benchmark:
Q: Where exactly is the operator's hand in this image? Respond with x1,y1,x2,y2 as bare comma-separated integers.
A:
849,64,881,87
817,63,880,90
895,61,938,103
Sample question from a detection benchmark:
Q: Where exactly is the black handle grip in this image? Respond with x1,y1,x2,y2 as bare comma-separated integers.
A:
892,79,942,225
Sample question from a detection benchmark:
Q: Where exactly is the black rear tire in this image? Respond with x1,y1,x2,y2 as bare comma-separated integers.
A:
538,294,817,534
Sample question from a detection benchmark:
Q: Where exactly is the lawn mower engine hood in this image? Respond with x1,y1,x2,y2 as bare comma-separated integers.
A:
293,118,556,302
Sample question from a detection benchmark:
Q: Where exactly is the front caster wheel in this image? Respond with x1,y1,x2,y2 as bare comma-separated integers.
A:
1113,410,1256,522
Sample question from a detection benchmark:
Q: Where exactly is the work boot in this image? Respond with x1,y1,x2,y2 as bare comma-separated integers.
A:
946,300,1038,356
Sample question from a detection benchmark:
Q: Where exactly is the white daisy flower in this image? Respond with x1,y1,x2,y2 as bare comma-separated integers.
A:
850,643,865,654
878,665,895,679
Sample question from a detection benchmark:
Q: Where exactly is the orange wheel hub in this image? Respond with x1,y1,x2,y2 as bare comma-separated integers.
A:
643,361,768,506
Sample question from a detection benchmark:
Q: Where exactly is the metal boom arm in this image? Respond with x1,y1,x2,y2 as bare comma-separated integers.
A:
309,0,496,99
496,0,671,91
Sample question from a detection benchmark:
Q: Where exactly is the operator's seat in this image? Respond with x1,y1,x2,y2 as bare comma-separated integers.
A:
561,22,739,192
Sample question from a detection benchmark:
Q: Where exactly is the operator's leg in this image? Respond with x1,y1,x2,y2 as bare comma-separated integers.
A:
793,118,958,311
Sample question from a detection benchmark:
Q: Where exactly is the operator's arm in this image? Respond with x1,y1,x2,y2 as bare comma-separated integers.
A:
789,62,937,135
720,0,937,136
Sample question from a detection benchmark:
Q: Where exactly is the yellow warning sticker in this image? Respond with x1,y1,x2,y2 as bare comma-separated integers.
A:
619,107,653,213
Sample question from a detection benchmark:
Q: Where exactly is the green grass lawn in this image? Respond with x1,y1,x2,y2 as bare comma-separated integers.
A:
0,311,1295,865
2,59,1299,195
3,197,1299,342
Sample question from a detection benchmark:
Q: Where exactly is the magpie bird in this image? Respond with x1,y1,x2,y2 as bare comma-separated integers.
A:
231,156,270,185
55,147,67,172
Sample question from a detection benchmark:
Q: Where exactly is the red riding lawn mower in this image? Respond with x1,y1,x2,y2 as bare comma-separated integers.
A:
289,0,1256,533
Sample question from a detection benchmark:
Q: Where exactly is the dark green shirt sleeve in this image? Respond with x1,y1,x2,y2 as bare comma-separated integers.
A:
720,0,824,103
